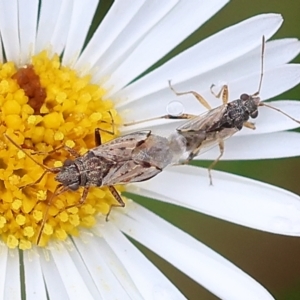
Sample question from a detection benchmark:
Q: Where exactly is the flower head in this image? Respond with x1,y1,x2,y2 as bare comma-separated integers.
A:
0,1,300,299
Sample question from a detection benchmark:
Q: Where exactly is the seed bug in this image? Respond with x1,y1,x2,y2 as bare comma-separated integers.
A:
125,36,300,184
5,125,178,245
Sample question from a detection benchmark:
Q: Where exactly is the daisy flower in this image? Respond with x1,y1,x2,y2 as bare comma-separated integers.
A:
0,0,300,299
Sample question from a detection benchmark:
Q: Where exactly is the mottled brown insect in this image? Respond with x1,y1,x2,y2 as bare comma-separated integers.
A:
5,127,177,244
127,36,300,184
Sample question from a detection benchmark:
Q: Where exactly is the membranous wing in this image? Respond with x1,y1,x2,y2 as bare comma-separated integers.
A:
177,104,227,132
176,104,239,160
196,127,239,158
91,131,151,162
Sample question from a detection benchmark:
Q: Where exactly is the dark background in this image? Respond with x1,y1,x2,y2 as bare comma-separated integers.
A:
96,1,300,299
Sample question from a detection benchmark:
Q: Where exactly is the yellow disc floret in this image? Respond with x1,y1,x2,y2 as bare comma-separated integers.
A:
0,52,124,249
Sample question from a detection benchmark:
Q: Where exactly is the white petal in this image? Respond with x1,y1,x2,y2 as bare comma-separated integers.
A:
99,222,185,300
62,0,98,67
0,0,20,64
75,0,146,74
23,250,47,299
72,234,136,300
49,0,73,56
112,203,273,300
35,0,63,54
197,131,300,160
114,13,283,102
64,239,105,298
18,0,39,65
45,242,95,299
221,64,300,104
119,38,300,113
92,0,179,82
0,243,8,298
4,249,21,299
119,63,300,124
104,0,230,96
39,249,69,299
127,165,300,236
0,36,3,63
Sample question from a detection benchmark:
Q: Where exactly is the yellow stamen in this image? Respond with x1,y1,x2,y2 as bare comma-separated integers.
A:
0,51,125,249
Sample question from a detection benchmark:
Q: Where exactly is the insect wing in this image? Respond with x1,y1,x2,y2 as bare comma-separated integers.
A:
196,127,239,157
178,105,227,132
102,160,161,185
91,131,151,162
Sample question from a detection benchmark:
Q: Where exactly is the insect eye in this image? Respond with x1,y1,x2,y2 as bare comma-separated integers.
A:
68,183,79,191
250,110,258,118
63,159,73,167
240,94,250,101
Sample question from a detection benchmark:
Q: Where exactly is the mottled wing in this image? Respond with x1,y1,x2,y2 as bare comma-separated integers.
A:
178,105,227,132
196,127,239,157
91,131,151,161
102,160,161,185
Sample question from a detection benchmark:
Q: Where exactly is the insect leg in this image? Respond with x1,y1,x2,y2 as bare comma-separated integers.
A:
106,186,125,221
123,113,197,126
37,184,68,245
94,128,102,146
208,132,224,185
96,110,116,136
243,121,256,130
168,80,212,110
63,186,90,211
210,84,229,104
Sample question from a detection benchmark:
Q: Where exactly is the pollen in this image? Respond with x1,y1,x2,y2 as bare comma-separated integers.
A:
0,51,123,249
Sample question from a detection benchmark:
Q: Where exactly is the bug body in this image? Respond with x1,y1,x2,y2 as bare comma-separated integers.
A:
126,36,300,184
5,128,186,244
177,92,260,162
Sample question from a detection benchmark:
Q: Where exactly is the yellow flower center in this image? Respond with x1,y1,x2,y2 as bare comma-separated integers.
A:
0,51,123,249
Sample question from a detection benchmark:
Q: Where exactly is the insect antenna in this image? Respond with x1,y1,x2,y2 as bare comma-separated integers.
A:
259,102,300,124
253,36,300,124
4,133,59,173
252,36,266,97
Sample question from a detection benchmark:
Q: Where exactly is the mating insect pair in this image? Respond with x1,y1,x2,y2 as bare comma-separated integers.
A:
126,36,300,184
6,36,300,245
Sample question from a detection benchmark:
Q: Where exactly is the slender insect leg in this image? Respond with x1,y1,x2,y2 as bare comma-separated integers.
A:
123,113,198,126
94,128,102,146
21,170,50,188
169,80,212,110
63,186,90,211
208,132,224,186
32,144,65,156
37,184,67,245
210,84,229,104
243,121,256,130
106,185,125,221
97,110,116,136
63,146,81,158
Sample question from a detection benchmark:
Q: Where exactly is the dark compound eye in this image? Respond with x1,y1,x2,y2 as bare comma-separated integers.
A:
68,182,79,191
250,110,258,118
63,159,73,167
240,94,250,101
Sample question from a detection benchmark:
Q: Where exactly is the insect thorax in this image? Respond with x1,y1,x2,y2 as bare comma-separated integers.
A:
216,98,259,131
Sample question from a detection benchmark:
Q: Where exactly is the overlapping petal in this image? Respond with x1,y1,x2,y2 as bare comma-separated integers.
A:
128,165,300,236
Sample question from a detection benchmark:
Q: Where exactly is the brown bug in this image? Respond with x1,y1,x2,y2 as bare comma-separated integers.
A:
125,36,300,184
5,126,179,244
